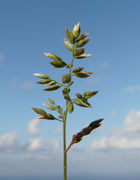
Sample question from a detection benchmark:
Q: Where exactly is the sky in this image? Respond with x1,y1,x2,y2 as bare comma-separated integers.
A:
0,0,140,179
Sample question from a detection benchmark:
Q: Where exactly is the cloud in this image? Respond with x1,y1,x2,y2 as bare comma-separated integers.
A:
50,139,59,151
28,119,41,136
10,79,33,89
91,109,140,151
98,61,109,69
0,132,18,152
21,81,33,89
124,109,140,133
28,138,43,151
92,136,140,151
122,86,140,93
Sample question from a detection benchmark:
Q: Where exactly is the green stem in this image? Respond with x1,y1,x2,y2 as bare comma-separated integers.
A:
56,81,67,87
63,45,75,180
63,108,68,180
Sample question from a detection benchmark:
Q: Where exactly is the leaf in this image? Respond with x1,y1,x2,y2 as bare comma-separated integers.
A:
74,99,92,108
45,80,57,86
58,115,63,119
44,53,63,62
73,67,84,73
37,115,46,119
37,114,56,120
48,98,55,104
84,91,98,99
44,85,61,91
64,38,74,51
62,88,70,94
74,48,84,56
33,73,50,79
66,28,74,43
58,108,63,114
73,71,92,78
37,79,52,84
43,103,56,110
76,38,90,47
37,79,56,86
62,88,70,100
68,81,74,86
72,22,81,39
62,74,71,83
68,100,74,113
75,54,91,59
76,93,83,99
32,108,47,116
44,53,66,68
50,61,66,68
46,113,56,120
63,94,70,100
76,33,88,42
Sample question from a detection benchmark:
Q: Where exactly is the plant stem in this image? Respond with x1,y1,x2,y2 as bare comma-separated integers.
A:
63,108,68,180
63,46,75,180
57,81,67,88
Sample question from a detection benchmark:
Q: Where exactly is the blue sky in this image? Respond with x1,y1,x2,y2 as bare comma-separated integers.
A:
0,0,140,178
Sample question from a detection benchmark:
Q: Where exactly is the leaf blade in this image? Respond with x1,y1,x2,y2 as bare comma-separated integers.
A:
44,85,61,91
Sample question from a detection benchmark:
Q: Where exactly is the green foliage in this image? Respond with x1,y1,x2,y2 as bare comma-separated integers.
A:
76,38,90,47
84,91,98,99
66,28,74,43
44,85,61,91
43,103,56,110
48,98,55,104
75,53,91,59
44,52,67,68
32,22,103,180
73,67,84,73
62,74,71,83
73,48,84,56
64,38,74,51
32,108,56,120
73,71,92,78
72,22,81,39
76,33,88,42
74,98,92,108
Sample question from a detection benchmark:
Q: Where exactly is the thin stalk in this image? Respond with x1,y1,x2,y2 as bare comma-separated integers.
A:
63,107,68,180
63,45,75,180
56,81,67,88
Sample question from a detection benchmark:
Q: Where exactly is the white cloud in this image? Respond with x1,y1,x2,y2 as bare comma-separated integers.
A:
122,86,140,93
28,138,43,151
91,109,140,151
10,79,33,89
21,81,33,89
50,139,59,151
28,119,41,136
98,61,109,69
124,109,140,133
92,136,140,150
0,132,18,152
